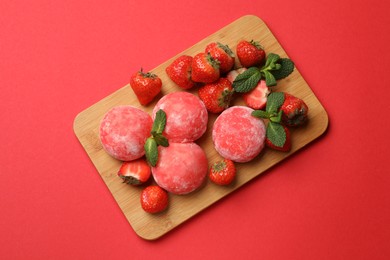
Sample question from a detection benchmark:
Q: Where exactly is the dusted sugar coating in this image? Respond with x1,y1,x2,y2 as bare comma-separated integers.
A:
152,92,208,143
212,106,266,162
99,106,153,161
152,143,208,195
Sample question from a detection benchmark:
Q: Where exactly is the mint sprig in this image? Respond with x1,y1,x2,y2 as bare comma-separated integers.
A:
144,109,169,166
251,92,289,151
232,67,261,93
232,53,295,92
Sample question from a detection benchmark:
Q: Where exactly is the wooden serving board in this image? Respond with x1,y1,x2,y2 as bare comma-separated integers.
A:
73,15,328,240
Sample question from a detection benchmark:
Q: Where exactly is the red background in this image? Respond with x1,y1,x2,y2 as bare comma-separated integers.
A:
1,0,389,259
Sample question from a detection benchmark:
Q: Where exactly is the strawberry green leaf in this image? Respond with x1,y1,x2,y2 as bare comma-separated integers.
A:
144,137,158,166
251,110,272,119
152,109,167,134
217,42,234,57
232,67,261,93
262,70,277,87
153,133,169,147
266,92,285,114
266,121,287,147
271,58,295,80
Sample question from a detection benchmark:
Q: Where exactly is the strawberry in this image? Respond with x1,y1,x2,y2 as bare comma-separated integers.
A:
236,40,265,68
198,78,233,113
226,67,247,83
130,69,162,105
209,159,236,185
191,52,220,83
140,185,169,214
117,158,151,185
205,42,235,74
265,124,291,152
243,80,270,110
280,93,309,127
165,55,196,90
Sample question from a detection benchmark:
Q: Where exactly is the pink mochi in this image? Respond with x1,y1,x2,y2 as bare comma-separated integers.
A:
99,106,153,161
152,92,208,143
152,142,208,195
212,106,266,163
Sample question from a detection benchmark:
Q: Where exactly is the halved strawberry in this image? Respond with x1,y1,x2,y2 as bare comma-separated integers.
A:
243,80,270,110
117,158,151,185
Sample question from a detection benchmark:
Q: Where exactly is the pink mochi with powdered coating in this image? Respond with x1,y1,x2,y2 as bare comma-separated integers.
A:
152,92,208,143
99,106,153,161
212,106,266,163
152,142,208,195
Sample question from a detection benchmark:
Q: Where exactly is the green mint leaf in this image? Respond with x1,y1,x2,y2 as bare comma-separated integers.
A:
262,70,277,87
152,109,167,134
269,110,283,123
153,133,169,147
271,58,295,80
263,53,280,68
266,121,287,148
266,92,285,114
251,110,272,119
144,137,158,166
232,67,261,93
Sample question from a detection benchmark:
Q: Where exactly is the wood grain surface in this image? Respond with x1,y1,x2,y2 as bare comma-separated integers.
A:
73,15,329,240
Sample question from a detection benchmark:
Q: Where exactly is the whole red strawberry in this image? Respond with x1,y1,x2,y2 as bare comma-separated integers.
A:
280,93,309,127
130,69,162,105
209,159,236,185
191,52,220,83
198,78,233,113
265,124,291,152
140,185,169,214
117,158,151,185
205,42,235,74
236,40,265,68
165,55,196,90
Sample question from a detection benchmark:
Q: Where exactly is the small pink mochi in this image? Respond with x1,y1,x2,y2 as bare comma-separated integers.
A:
152,92,208,143
99,106,153,161
152,142,208,195
212,106,266,163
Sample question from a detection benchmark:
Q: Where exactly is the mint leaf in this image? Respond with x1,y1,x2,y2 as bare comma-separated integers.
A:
232,67,261,93
262,70,277,87
144,137,158,166
266,121,287,147
251,110,271,119
269,110,283,123
271,58,295,80
153,133,169,147
266,92,285,114
263,53,280,69
152,109,167,134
